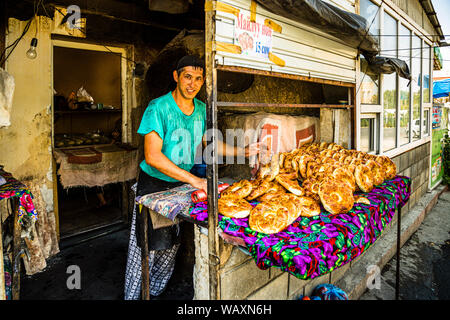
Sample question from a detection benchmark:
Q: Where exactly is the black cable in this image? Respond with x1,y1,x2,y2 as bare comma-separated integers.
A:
356,5,382,97
367,34,450,37
0,0,40,66
380,46,441,52
52,5,139,66
0,18,33,66
39,0,51,18
357,5,382,53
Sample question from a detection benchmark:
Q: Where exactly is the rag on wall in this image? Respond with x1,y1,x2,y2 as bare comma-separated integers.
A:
299,284,349,300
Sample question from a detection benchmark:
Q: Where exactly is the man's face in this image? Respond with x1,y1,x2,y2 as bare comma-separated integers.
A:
173,66,205,100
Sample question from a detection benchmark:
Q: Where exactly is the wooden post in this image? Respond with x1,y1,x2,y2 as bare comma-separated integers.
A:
141,205,150,300
0,211,6,300
122,181,130,222
12,198,21,300
395,206,402,300
351,85,357,149
205,1,220,300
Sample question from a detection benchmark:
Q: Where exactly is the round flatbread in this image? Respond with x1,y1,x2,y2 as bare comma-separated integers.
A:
354,164,374,193
249,201,291,234
221,180,253,199
365,159,385,186
246,179,272,201
318,178,354,215
275,173,304,196
218,197,252,219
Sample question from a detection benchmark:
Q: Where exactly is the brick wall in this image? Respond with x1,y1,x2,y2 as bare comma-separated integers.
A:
214,242,353,300
391,142,431,213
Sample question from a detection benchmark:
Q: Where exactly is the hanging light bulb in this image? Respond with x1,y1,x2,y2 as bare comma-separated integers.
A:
26,38,38,59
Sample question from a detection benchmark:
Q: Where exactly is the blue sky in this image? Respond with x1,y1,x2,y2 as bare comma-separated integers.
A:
433,0,450,76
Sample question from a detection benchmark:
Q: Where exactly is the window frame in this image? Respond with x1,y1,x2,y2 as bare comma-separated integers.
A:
360,113,379,154
360,0,382,109
422,44,433,138
358,0,434,158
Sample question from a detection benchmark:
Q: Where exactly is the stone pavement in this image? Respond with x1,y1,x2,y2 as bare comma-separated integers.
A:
360,189,450,300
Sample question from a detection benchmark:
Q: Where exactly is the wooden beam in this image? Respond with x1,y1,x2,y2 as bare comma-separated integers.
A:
217,102,354,109
12,198,21,300
7,0,193,32
205,2,220,301
217,65,356,88
0,213,5,300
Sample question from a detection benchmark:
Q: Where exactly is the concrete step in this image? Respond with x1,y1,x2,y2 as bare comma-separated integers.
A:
335,184,448,300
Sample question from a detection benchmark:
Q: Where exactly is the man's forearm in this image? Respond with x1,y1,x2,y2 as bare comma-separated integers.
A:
218,140,245,157
146,152,197,185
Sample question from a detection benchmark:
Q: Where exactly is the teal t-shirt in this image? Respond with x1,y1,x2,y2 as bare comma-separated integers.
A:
138,91,206,182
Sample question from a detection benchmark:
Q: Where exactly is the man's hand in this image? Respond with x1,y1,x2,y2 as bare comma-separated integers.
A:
190,176,208,193
244,141,266,158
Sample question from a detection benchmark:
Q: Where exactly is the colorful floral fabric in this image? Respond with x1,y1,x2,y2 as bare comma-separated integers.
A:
189,176,411,280
0,169,38,225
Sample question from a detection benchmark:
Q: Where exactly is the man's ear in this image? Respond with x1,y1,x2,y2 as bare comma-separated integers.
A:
173,70,179,83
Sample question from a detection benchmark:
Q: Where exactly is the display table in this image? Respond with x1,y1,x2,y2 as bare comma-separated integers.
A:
0,168,39,300
190,176,411,280
53,144,138,188
136,175,410,298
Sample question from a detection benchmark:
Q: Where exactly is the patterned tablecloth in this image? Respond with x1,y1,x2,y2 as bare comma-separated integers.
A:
189,176,411,280
136,182,225,222
0,169,38,225
136,184,197,221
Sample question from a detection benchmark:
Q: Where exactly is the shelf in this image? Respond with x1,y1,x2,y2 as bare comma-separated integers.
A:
55,109,122,114
217,65,356,88
54,143,112,150
217,102,354,113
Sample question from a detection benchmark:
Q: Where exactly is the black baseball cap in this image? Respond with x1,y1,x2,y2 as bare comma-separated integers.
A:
176,55,205,73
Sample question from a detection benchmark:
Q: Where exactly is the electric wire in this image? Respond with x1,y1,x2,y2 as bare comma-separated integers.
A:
356,5,382,97
0,0,42,66
52,5,140,66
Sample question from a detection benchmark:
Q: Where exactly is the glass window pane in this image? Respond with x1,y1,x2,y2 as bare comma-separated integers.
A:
399,25,410,146
360,0,380,42
383,74,397,151
423,44,431,103
361,118,375,153
360,56,380,104
412,35,422,141
359,0,380,105
424,109,430,136
382,13,397,59
382,13,397,152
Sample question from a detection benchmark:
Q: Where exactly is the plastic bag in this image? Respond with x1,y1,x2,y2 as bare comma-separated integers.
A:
76,86,94,103
0,68,15,128
255,0,380,60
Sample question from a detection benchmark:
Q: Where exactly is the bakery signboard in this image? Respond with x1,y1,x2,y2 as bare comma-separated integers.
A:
234,12,273,60
430,104,446,189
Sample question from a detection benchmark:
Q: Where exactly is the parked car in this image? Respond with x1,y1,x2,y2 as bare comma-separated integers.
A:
407,119,426,139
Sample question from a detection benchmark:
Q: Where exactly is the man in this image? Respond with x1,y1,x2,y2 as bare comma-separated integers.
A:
124,55,259,300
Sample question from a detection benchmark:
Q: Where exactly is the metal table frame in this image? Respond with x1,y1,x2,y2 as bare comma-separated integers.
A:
0,197,23,300
395,205,403,300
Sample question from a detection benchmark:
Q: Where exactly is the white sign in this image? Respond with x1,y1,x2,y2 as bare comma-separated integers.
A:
235,13,273,59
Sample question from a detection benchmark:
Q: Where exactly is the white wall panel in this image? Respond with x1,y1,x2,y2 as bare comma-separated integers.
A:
323,0,356,13
214,0,358,83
